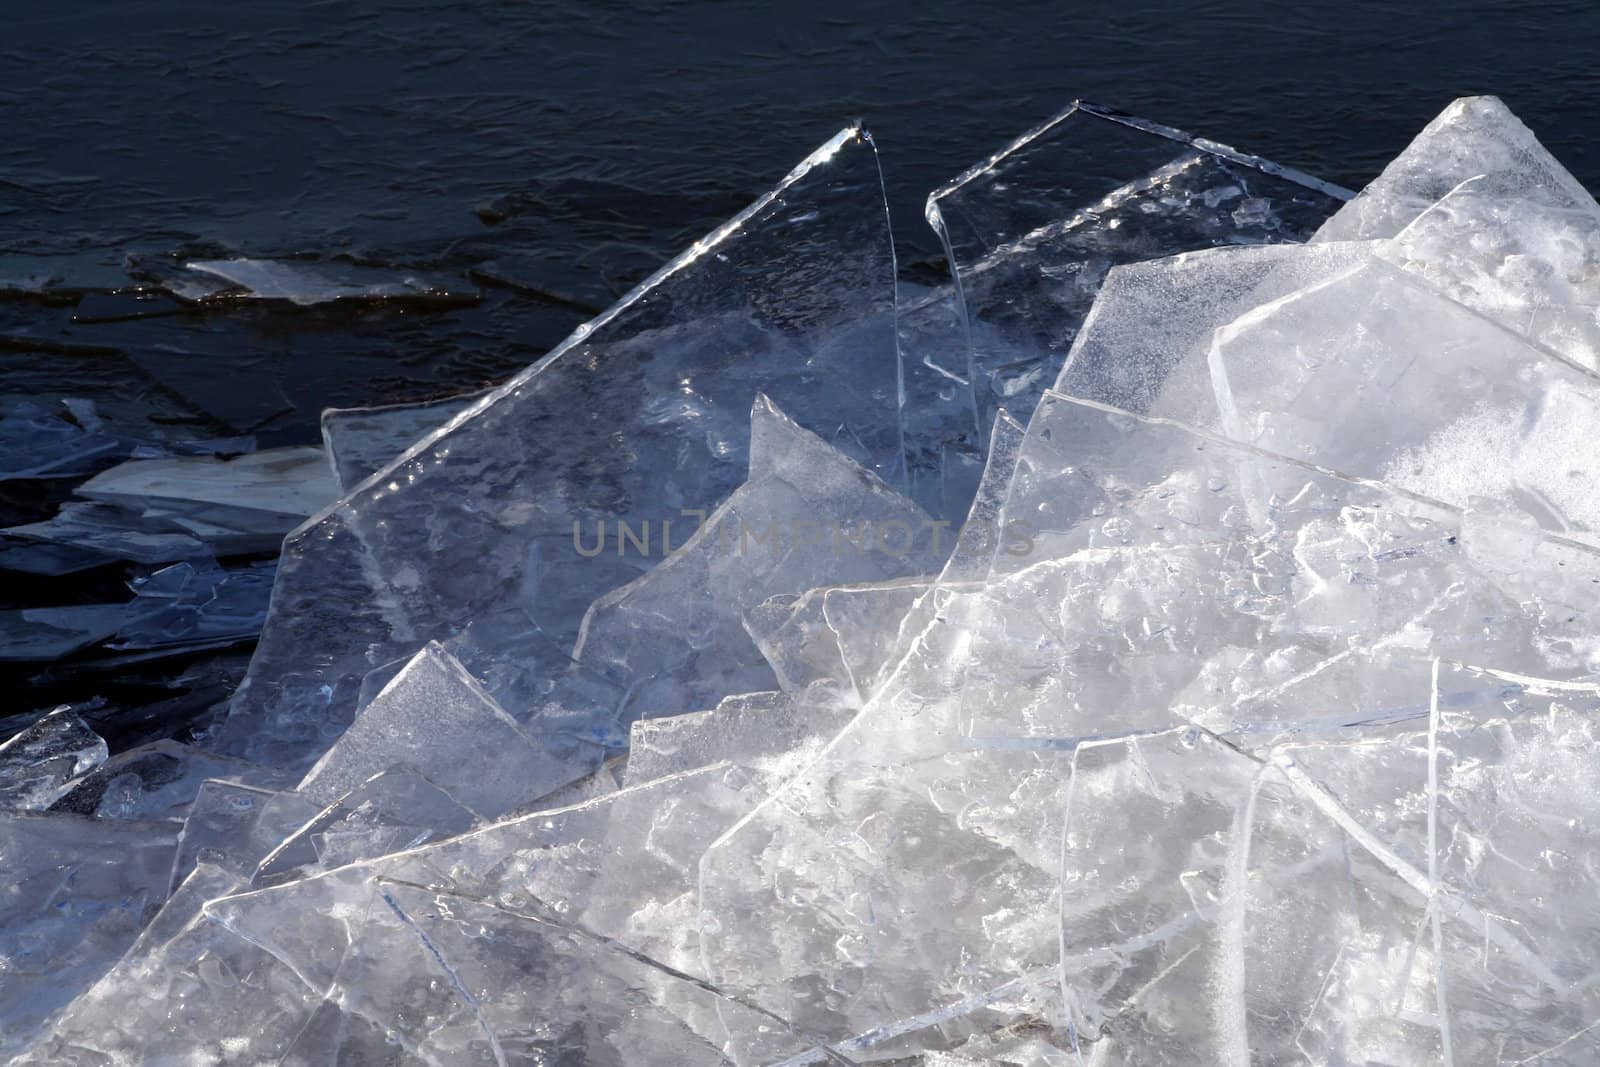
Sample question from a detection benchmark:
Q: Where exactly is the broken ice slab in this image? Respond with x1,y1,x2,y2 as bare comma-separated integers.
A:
1314,95,1597,243
3,500,210,565
0,602,155,662
0,707,107,809
0,397,123,480
297,642,574,819
255,765,478,884
320,388,488,492
76,445,342,531
0,538,119,576
1379,176,1600,369
1053,241,1365,419
624,689,854,789
167,779,321,893
571,395,944,721
13,866,320,1065
185,258,480,307
216,127,903,772
925,99,1350,429
0,811,178,1058
893,279,985,519
48,739,294,820
108,559,276,652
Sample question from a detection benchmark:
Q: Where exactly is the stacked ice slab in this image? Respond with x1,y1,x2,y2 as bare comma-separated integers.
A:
8,95,1600,1064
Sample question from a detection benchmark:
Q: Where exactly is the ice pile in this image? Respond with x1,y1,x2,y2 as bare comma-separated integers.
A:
7,96,1600,1064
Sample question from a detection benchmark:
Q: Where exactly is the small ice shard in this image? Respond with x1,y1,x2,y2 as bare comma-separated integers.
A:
1314,95,1596,243
0,811,178,1057
185,258,479,307
746,577,933,701
167,779,320,893
47,740,293,820
3,501,210,565
0,602,152,662
108,559,277,653
0,707,107,810
217,126,902,772
1053,241,1367,419
571,394,943,720
320,388,489,491
297,642,572,818
76,445,341,530
257,765,478,881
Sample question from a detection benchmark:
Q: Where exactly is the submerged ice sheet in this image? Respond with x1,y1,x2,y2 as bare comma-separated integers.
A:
12,95,1600,1065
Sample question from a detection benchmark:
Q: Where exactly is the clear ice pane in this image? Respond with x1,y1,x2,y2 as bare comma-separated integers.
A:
218,127,902,774
926,101,1349,430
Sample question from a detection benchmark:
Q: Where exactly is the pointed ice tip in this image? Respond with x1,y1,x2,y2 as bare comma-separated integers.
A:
747,392,802,479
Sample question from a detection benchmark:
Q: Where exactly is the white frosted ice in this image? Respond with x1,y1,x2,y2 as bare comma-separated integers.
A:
14,96,1600,1065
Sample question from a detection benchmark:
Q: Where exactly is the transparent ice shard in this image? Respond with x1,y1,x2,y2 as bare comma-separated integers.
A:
185,258,479,307
254,765,478,886
0,707,107,810
1314,95,1596,243
1053,241,1368,419
571,394,942,722
0,602,151,662
47,739,294,820
926,100,1349,430
107,559,278,653
219,127,902,772
76,445,341,530
746,576,933,701
893,280,984,519
320,389,489,492
3,501,211,565
167,780,321,893
298,642,571,818
0,811,177,1057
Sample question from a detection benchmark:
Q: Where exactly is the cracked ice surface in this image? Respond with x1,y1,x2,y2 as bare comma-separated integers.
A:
11,95,1600,1065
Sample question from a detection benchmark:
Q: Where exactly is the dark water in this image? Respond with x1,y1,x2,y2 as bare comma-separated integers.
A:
3,1,1599,730
8,1,1600,278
